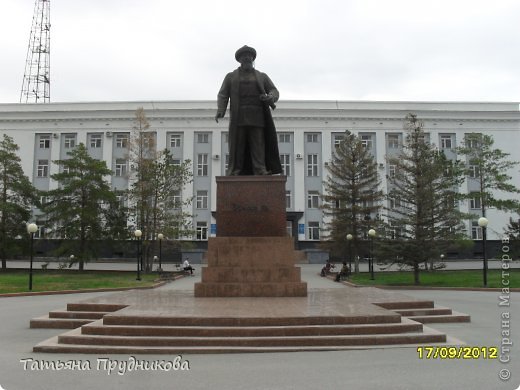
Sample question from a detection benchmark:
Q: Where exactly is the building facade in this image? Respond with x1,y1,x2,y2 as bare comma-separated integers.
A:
1,100,519,251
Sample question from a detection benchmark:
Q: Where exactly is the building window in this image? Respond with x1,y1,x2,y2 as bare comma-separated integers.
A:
360,135,372,149
197,133,209,143
196,190,208,209
471,221,482,240
37,160,49,177
465,134,481,149
440,135,453,149
389,197,402,209
39,196,48,208
469,195,481,210
307,190,320,209
196,221,208,240
39,135,51,149
35,221,46,239
468,161,480,178
197,154,208,176
171,159,181,167
115,159,127,177
64,135,76,149
172,190,182,209
387,134,399,149
224,133,229,144
170,134,182,148
307,154,319,176
90,134,102,148
116,134,129,148
225,154,229,172
280,154,291,176
334,135,344,148
307,222,320,240
286,190,291,209
278,133,291,143
388,164,397,178
306,133,319,143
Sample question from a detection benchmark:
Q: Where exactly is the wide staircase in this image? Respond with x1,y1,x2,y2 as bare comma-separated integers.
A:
31,297,469,354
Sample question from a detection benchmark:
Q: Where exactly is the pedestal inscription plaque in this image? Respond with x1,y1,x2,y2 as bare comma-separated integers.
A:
215,176,286,237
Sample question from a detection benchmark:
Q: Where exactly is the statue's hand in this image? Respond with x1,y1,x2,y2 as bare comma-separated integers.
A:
260,93,274,103
215,112,224,123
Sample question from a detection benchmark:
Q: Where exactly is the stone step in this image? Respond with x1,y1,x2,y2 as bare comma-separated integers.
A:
103,313,401,327
33,328,449,354
394,307,453,317
407,311,471,324
82,318,423,337
49,310,110,320
55,328,446,348
66,303,127,312
30,315,94,329
374,300,435,310
31,303,127,329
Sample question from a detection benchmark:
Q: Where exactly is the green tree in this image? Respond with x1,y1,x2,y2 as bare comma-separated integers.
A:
146,149,193,240
103,189,130,240
504,214,520,260
0,135,38,269
457,133,520,218
383,114,467,284
128,108,194,271
43,143,116,270
321,130,384,273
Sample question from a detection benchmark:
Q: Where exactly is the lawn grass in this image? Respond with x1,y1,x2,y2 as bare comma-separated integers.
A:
0,270,159,294
349,269,520,288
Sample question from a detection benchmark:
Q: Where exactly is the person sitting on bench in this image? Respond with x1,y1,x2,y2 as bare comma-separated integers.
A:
335,261,350,282
320,260,335,276
183,258,194,275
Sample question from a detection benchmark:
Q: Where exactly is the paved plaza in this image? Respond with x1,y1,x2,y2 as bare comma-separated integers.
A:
0,264,518,390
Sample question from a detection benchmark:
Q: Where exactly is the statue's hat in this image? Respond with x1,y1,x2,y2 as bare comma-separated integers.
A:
235,45,256,62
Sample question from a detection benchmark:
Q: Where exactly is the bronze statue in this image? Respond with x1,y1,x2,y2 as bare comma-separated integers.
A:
215,45,282,176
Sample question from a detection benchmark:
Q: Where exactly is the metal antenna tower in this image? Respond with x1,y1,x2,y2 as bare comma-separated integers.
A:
20,0,51,103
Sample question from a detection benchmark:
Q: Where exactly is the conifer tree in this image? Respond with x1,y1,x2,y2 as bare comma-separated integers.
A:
383,114,466,284
321,130,384,272
0,135,38,269
43,143,116,270
457,133,520,217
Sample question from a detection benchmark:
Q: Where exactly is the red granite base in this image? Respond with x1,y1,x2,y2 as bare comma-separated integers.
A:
195,237,307,297
200,176,307,297
215,176,287,237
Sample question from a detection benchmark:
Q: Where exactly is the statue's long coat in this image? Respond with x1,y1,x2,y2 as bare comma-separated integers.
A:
217,68,282,175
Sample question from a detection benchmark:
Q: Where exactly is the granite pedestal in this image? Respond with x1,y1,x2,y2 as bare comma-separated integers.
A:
194,176,307,297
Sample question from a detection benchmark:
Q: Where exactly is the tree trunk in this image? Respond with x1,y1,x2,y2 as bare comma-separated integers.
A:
413,262,420,285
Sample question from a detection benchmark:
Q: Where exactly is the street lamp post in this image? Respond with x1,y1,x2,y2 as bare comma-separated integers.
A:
134,229,142,281
346,234,353,275
368,229,376,280
478,217,489,287
157,233,164,271
27,223,38,291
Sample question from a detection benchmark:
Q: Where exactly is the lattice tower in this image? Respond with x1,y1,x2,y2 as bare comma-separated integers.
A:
20,0,51,103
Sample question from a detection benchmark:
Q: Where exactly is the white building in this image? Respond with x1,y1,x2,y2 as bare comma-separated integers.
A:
1,100,519,249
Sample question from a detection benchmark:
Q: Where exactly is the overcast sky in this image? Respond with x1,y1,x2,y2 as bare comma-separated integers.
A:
1,0,519,103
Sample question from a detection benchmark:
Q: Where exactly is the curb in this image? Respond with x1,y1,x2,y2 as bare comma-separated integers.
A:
324,274,520,292
0,274,186,298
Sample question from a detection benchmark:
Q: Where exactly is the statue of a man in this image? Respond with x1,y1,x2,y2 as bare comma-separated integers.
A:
215,45,282,176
